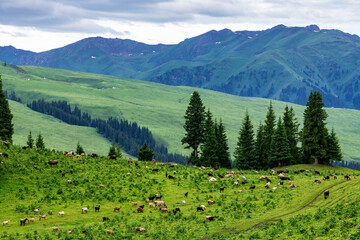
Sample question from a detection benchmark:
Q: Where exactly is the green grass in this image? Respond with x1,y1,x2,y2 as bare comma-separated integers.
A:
0,145,359,239
1,63,360,162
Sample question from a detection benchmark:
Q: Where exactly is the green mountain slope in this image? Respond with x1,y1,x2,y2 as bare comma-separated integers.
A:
1,25,360,110
1,63,359,163
0,145,359,239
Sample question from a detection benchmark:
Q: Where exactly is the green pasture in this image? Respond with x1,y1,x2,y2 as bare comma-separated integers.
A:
0,145,359,239
1,63,360,162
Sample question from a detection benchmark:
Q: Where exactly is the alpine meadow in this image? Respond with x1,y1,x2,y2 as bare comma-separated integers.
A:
1,22,360,239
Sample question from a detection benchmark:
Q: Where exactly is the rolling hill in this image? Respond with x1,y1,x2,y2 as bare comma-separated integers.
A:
1,25,360,110
0,144,359,239
1,63,360,163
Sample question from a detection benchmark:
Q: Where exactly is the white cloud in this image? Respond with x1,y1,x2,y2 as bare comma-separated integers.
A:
0,0,360,51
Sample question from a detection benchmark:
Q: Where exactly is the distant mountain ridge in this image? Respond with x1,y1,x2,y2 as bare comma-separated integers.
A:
1,24,360,109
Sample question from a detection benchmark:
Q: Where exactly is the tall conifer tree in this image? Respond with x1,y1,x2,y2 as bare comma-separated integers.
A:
263,101,276,165
271,117,292,167
255,122,267,169
283,106,300,165
234,111,256,170
215,118,231,168
302,91,328,164
0,74,14,141
182,91,205,165
200,109,218,167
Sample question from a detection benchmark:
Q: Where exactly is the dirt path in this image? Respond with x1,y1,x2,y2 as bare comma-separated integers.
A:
201,180,352,240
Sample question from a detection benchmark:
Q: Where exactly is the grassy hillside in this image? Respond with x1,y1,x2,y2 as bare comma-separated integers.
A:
1,63,360,162
9,100,132,158
0,145,359,239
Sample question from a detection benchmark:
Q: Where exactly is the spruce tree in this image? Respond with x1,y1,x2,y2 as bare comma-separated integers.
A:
263,101,276,166
327,128,342,164
283,106,300,165
35,133,45,149
108,142,117,156
234,111,256,170
254,122,267,169
215,118,231,169
138,142,154,161
0,74,14,141
270,117,292,167
116,144,123,158
27,131,34,148
76,141,85,154
302,91,329,164
200,109,218,167
181,91,205,165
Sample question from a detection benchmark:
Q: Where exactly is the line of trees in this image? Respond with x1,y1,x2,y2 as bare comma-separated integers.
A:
27,99,187,165
332,160,360,171
182,91,343,169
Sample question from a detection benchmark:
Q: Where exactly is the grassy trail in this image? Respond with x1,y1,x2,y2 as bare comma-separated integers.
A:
202,179,358,239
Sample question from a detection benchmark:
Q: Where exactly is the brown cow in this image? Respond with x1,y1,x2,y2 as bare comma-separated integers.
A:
48,160,58,166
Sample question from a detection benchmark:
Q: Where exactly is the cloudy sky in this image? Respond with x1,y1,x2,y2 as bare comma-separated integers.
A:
0,0,359,52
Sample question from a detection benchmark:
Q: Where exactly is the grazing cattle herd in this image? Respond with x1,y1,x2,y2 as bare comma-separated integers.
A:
1,148,359,238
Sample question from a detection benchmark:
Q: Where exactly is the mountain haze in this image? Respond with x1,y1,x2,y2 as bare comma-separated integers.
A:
1,25,360,109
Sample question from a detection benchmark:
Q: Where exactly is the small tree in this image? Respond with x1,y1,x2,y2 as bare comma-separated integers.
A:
327,128,342,164
76,141,85,154
138,142,154,161
35,133,45,149
108,142,117,156
27,131,34,148
116,144,123,158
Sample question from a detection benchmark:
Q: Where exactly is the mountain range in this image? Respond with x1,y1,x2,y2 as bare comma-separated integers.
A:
1,24,360,109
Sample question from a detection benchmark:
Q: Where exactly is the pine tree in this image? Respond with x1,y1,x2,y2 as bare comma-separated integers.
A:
327,128,342,163
138,142,154,161
27,131,34,148
234,111,256,170
116,144,123,158
76,141,85,154
263,101,276,165
108,142,116,156
35,133,45,149
0,74,14,141
215,118,232,169
254,122,267,169
181,91,206,165
302,91,329,164
270,117,292,167
283,105,300,165
200,109,218,167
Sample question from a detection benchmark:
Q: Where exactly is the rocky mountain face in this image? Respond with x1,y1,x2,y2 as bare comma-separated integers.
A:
1,24,360,109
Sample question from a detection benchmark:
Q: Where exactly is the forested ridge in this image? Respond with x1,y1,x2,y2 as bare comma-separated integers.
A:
25,99,187,164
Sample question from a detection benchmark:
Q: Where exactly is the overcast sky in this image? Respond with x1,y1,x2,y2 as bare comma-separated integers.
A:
0,0,359,52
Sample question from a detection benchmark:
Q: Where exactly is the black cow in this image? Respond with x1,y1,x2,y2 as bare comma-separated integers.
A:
324,189,330,199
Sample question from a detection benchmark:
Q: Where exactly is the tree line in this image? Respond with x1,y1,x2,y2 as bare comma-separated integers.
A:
24,99,187,165
182,91,343,169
